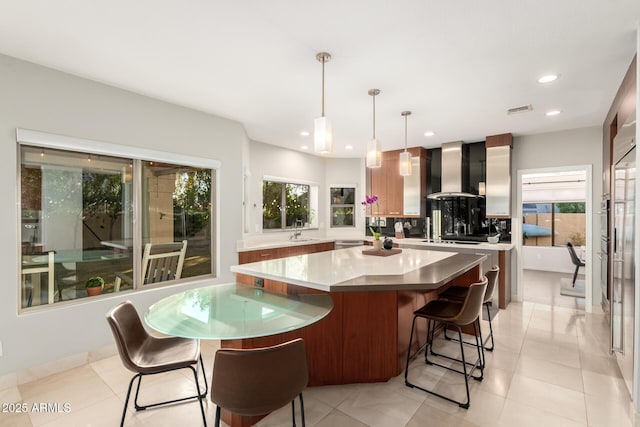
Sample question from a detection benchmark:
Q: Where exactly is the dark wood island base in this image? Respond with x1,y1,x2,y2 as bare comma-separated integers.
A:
222,265,482,427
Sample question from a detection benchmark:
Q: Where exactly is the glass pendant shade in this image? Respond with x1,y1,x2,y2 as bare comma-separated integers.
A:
314,116,333,154
399,151,412,176
366,138,382,168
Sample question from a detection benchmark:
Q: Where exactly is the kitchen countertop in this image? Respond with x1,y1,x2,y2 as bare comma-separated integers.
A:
395,238,514,251
236,237,338,252
237,236,512,252
230,246,486,292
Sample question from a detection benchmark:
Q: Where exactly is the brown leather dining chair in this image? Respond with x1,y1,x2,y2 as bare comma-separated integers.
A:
404,277,487,409
210,338,308,427
106,301,208,427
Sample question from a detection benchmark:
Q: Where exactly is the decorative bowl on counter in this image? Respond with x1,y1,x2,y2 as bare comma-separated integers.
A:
487,235,500,244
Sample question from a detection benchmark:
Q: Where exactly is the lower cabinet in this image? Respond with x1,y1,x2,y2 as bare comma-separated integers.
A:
238,241,335,264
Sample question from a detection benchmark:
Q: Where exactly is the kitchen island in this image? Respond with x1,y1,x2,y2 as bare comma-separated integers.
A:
226,247,485,426
230,247,485,381
395,238,514,308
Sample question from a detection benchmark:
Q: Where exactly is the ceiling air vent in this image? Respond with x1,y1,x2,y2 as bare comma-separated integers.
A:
507,104,533,115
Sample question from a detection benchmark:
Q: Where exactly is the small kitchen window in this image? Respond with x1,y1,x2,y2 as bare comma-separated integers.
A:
262,179,318,230
330,187,355,227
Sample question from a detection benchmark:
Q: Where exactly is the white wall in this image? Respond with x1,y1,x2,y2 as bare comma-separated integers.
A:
512,126,603,307
246,140,364,239
324,157,366,239
0,54,247,376
522,246,580,274
632,26,639,418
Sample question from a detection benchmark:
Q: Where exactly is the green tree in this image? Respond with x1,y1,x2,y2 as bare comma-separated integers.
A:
263,181,283,229
556,202,585,213
174,170,211,237
83,172,123,240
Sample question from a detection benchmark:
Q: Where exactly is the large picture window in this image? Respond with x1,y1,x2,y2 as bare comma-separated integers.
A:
18,131,216,310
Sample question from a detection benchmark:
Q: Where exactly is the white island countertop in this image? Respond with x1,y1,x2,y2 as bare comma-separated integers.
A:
396,238,514,251
236,236,513,252
230,246,486,292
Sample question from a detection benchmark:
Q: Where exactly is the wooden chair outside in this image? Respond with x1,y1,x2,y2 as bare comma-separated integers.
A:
114,240,188,292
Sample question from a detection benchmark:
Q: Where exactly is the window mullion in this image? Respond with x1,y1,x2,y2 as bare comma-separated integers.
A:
281,185,287,229
132,159,143,289
551,203,556,247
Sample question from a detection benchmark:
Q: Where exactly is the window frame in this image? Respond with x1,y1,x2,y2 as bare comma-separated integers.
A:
261,175,318,231
329,185,356,228
522,201,586,247
17,128,220,312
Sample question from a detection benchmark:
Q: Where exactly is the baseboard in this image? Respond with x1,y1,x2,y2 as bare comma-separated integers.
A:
0,343,117,391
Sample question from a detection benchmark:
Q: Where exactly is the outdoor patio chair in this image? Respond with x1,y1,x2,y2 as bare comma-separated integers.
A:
114,240,187,292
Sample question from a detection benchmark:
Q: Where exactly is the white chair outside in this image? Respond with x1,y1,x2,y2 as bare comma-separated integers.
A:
21,251,55,306
114,240,187,292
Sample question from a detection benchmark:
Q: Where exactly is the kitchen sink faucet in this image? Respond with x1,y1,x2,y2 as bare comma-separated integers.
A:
290,219,303,240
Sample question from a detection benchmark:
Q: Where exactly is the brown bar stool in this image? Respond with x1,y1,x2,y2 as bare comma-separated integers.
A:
440,266,499,352
106,301,208,427
404,277,487,409
211,338,308,427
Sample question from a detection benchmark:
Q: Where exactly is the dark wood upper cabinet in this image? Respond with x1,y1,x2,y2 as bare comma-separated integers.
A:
366,147,427,217
603,55,636,198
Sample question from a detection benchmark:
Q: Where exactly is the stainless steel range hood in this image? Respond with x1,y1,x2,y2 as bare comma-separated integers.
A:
427,141,479,199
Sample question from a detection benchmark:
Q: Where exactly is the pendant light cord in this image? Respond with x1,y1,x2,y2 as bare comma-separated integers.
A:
372,93,376,139
404,114,408,152
321,57,325,117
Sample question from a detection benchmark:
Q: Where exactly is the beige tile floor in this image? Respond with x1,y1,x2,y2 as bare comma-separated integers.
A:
0,273,633,427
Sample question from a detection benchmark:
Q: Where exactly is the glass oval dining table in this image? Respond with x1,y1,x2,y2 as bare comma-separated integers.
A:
144,282,333,340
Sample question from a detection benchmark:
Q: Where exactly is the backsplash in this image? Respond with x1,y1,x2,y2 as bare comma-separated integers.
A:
365,217,426,239
365,216,511,242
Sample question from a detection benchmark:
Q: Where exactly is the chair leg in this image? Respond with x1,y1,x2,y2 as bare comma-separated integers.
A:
197,354,209,398
572,265,579,285
404,315,419,384
425,319,436,363
299,393,306,427
456,325,471,409
214,406,221,427
291,399,296,427
484,302,495,352
120,374,140,427
131,362,210,425
472,320,486,376
405,318,483,409
190,365,208,427
133,373,145,410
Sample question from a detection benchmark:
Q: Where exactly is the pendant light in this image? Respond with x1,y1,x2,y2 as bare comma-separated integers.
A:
366,89,382,168
314,52,333,154
399,111,412,176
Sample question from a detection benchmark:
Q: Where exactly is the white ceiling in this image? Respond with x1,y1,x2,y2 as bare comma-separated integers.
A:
1,1,638,157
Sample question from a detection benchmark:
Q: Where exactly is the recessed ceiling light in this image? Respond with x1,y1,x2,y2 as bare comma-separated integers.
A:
300,131,310,136
546,110,561,116
424,131,435,137
538,74,558,83
301,145,309,150
345,145,353,150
